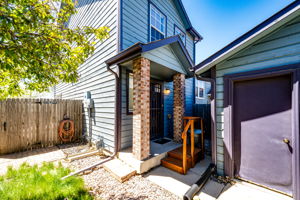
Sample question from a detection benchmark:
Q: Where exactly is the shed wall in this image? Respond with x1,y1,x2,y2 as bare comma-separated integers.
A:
215,16,300,174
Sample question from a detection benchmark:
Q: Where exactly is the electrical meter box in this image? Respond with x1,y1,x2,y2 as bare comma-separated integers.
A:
84,91,91,99
84,98,94,109
84,91,94,108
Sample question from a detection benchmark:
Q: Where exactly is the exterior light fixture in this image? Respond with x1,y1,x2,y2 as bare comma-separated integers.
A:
164,88,171,95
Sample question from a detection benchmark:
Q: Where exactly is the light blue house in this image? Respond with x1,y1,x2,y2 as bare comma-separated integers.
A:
55,0,210,173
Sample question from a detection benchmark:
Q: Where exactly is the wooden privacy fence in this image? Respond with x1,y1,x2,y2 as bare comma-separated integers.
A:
0,98,83,155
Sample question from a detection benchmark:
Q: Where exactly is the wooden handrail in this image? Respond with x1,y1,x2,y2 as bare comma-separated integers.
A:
181,120,193,174
181,117,205,174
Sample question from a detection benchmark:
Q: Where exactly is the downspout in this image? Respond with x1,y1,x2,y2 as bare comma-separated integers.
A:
183,71,217,199
62,65,121,180
183,164,216,200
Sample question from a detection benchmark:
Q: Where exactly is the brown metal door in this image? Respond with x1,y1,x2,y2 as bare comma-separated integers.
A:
233,74,293,195
150,82,163,140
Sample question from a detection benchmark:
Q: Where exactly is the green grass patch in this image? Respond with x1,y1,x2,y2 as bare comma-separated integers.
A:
0,162,93,200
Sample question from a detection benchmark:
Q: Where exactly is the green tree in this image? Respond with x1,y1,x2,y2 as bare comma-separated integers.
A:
0,0,109,99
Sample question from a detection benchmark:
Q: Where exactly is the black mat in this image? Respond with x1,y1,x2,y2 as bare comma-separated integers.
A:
153,138,171,144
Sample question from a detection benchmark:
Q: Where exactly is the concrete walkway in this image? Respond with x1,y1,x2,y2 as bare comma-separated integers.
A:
196,179,292,200
145,156,292,200
0,146,65,175
145,156,211,197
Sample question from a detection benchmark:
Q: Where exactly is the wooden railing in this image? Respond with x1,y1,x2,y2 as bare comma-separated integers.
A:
181,116,202,174
181,119,192,174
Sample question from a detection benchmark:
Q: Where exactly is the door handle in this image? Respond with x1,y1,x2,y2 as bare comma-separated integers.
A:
283,138,290,144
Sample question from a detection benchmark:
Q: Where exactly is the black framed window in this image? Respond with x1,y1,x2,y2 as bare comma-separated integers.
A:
150,4,166,41
126,71,133,114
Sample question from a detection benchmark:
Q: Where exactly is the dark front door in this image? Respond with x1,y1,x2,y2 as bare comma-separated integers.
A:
150,82,163,140
233,74,293,195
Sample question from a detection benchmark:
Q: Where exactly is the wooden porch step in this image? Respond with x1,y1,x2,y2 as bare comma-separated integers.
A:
161,157,186,174
161,146,202,174
168,146,201,161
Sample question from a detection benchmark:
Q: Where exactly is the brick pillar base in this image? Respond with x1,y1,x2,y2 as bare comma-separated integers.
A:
132,57,150,160
173,73,185,142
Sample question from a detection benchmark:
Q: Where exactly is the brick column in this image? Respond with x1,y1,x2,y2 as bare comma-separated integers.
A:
132,57,150,160
173,73,185,142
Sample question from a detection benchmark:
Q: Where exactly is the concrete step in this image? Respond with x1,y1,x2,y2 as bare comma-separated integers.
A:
103,159,136,182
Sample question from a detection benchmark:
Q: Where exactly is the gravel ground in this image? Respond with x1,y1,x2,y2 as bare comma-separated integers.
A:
66,155,181,200
57,142,93,156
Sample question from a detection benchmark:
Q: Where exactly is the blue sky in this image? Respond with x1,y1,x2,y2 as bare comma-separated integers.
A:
181,0,295,64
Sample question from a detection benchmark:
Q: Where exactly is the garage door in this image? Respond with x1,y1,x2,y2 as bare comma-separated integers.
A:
233,74,293,195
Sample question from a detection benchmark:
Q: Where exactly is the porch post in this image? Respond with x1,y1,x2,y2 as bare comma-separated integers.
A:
132,57,150,160
173,73,185,142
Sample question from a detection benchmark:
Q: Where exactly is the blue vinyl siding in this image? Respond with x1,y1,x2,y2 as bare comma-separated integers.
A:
215,15,300,175
121,0,195,61
185,78,194,116
54,0,118,152
163,81,174,138
163,77,195,138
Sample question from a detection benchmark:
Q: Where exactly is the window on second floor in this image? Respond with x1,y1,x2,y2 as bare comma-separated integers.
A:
174,25,186,45
196,80,205,99
150,4,166,42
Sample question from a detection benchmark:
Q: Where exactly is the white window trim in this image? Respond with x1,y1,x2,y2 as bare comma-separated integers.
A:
196,80,205,99
174,25,186,45
150,4,166,38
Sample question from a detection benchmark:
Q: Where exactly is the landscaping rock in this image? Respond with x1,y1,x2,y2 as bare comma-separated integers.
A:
68,155,181,200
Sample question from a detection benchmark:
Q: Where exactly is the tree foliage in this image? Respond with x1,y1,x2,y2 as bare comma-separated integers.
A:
0,0,110,99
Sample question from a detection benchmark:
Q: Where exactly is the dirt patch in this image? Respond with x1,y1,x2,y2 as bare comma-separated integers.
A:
57,142,93,156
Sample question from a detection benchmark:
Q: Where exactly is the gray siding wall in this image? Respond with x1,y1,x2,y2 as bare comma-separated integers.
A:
120,68,132,149
54,0,118,152
121,0,195,60
215,16,300,175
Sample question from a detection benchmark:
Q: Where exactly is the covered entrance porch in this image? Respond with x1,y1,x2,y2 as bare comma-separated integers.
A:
105,36,207,174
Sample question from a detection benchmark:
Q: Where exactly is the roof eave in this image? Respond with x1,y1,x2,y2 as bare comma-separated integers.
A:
195,1,300,75
105,44,142,66
187,27,203,42
174,0,203,42
105,36,194,71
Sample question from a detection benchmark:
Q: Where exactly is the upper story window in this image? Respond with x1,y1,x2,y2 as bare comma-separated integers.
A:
150,4,166,41
196,80,205,99
174,25,186,45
